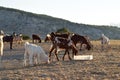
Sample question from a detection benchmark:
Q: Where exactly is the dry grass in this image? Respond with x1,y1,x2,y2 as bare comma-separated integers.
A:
0,40,120,80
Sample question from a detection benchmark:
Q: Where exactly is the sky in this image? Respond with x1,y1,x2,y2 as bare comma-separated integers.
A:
0,0,120,27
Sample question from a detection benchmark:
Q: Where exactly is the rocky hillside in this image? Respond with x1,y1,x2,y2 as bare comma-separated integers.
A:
0,6,120,40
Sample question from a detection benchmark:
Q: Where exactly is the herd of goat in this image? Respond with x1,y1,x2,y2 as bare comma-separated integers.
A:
0,30,110,66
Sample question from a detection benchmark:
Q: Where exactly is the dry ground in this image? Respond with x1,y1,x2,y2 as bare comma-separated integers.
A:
0,40,120,80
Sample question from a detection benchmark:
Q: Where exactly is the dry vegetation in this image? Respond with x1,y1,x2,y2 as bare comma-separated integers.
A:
0,40,120,80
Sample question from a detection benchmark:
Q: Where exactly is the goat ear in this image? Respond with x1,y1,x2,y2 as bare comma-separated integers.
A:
52,32,56,36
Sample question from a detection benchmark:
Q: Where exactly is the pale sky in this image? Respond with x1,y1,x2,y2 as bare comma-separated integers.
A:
0,0,120,27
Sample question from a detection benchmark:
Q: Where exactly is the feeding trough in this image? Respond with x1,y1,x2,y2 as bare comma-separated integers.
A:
74,55,93,60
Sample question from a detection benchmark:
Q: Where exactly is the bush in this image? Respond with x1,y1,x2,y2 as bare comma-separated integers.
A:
22,35,30,40
56,27,70,33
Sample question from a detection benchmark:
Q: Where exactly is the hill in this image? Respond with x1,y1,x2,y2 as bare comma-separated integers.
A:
0,6,120,40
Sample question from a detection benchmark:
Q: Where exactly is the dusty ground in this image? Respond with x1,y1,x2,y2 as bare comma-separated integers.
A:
0,41,120,80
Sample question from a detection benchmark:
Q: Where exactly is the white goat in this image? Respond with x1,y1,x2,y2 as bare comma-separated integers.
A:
0,31,4,63
100,34,110,50
24,42,49,66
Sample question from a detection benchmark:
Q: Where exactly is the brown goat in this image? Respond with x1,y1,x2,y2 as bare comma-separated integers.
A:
48,32,78,61
32,34,41,43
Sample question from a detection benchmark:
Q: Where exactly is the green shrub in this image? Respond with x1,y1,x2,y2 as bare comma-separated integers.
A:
22,35,30,40
56,27,70,33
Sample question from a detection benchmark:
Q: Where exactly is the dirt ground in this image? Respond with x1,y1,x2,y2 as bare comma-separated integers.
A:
0,41,120,80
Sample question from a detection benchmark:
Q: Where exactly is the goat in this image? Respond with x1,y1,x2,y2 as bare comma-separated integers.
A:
49,33,78,61
100,34,110,50
13,33,23,44
24,42,49,66
32,34,41,43
0,30,4,64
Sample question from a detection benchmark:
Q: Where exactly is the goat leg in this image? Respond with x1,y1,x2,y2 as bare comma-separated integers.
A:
67,51,72,60
49,46,54,61
54,49,59,61
62,50,67,61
